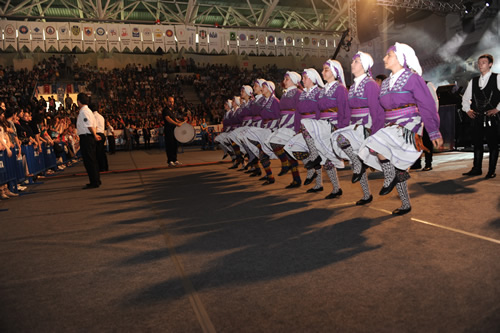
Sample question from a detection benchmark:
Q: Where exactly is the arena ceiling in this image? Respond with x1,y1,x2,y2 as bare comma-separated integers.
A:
0,0,475,35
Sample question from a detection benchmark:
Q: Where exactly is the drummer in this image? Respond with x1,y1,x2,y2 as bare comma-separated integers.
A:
331,51,384,205
267,71,303,188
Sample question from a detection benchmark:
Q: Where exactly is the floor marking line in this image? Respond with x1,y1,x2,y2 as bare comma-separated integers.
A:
410,217,500,245
130,151,217,333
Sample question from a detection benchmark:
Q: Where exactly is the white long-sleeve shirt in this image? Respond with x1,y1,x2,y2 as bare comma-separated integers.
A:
462,70,500,112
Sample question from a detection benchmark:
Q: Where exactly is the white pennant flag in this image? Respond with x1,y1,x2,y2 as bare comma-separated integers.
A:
267,33,276,56
257,32,266,56
120,24,131,52
57,22,71,51
82,24,96,52
141,26,153,52
95,24,108,52
164,26,176,52
276,34,285,56
285,34,294,56
1,21,17,51
70,23,83,51
247,31,257,55
44,23,58,51
153,26,166,52
208,28,221,54
185,25,197,52
17,23,31,51
30,22,45,51
108,25,120,52
198,28,208,53
130,25,142,52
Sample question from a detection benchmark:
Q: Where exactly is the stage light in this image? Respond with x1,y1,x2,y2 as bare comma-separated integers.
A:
464,2,473,14
485,1,490,6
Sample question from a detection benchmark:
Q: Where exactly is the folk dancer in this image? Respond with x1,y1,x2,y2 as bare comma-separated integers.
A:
331,51,384,205
358,43,443,215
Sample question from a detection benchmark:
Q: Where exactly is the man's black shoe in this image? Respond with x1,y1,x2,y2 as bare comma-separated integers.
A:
379,177,398,196
285,181,301,189
485,173,496,179
83,184,99,189
278,167,290,176
462,169,482,176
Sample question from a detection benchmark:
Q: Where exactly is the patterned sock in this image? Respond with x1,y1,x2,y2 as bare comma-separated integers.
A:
396,181,411,209
324,160,340,192
359,172,371,200
290,158,301,182
275,148,291,169
380,159,396,188
301,125,319,161
313,168,323,189
231,142,243,161
261,156,274,179
293,151,310,160
343,145,362,174
304,165,315,179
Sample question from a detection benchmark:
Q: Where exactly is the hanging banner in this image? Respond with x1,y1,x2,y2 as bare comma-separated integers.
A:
1,22,17,50
153,26,166,52
266,34,276,56
164,25,176,52
30,22,45,51
82,24,96,52
311,36,319,57
185,25,197,52
95,24,108,51
327,37,336,56
108,25,120,52
44,24,58,51
257,32,267,56
238,31,247,55
319,36,328,58
198,28,208,53
208,28,224,54
119,24,131,52
285,34,294,56
247,31,257,55
175,25,187,51
70,23,83,51
130,25,142,52
294,34,303,57
302,35,312,57
141,26,153,52
228,30,238,55
276,34,285,56
17,23,31,51
57,22,71,51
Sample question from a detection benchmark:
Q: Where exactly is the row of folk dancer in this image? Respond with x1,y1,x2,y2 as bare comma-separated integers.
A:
215,42,444,216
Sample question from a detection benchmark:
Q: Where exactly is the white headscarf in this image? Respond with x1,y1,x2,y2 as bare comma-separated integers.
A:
263,81,275,94
254,78,266,87
324,59,345,85
233,96,241,106
226,100,232,108
392,42,422,76
302,68,325,88
285,71,301,85
353,51,374,76
241,85,253,96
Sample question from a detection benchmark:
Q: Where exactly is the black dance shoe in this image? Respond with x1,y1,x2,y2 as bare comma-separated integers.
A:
278,167,290,176
485,172,496,179
285,181,301,189
228,163,239,169
262,178,275,185
392,207,412,215
462,169,482,176
356,195,373,206
222,153,229,160
325,188,342,199
303,172,317,185
249,169,262,177
305,156,322,170
422,166,433,171
351,164,366,183
306,187,323,193
259,175,268,181
379,177,398,196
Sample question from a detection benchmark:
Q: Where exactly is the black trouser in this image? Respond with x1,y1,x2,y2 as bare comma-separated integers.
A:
471,117,499,173
164,127,177,163
422,128,433,167
79,134,100,186
96,133,108,172
144,136,151,150
107,135,116,154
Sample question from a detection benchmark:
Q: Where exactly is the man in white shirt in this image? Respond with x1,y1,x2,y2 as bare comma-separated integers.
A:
76,93,101,189
93,109,108,172
462,54,500,179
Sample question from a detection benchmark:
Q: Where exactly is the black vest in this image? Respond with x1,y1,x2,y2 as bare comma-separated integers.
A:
471,73,500,114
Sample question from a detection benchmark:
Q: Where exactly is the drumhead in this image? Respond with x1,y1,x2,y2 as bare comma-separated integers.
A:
174,123,196,143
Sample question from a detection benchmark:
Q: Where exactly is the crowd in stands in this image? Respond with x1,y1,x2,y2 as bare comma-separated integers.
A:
0,56,292,199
